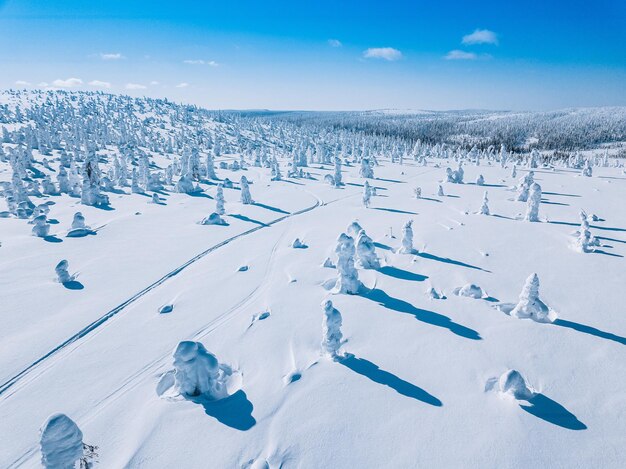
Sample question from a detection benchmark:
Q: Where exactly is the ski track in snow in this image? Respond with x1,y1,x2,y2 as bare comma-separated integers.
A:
0,190,324,400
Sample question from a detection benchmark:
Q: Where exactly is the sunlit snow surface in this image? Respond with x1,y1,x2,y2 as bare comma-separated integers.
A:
0,91,625,468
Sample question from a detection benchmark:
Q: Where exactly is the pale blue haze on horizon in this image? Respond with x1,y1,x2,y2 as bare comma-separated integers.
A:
0,0,624,111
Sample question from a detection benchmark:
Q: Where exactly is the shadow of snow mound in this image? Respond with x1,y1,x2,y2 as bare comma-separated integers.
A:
520,394,587,430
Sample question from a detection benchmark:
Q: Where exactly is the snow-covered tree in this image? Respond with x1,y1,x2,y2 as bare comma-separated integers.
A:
31,214,50,237
525,183,541,222
356,229,380,269
479,191,490,215
437,184,444,197
573,210,597,253
215,184,225,215
333,157,343,187
321,300,343,359
206,149,217,180
81,158,109,207
347,220,363,238
516,171,534,202
398,220,414,254
240,176,254,204
362,180,372,208
333,233,361,294
176,174,195,194
170,341,231,399
510,273,551,322
55,260,74,284
359,157,374,179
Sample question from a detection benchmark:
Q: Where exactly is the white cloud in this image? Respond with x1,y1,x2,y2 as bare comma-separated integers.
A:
183,59,219,66
37,82,49,87
150,81,160,85
88,80,111,88
328,39,342,47
175,82,189,88
363,47,402,61
462,29,498,45
52,77,83,88
445,50,478,60
100,53,124,60
125,83,146,90
15,80,31,86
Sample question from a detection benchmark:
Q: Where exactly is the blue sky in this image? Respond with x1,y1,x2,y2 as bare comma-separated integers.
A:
1,0,624,110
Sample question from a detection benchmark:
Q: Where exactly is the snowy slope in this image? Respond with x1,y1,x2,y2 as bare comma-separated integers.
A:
1,91,625,469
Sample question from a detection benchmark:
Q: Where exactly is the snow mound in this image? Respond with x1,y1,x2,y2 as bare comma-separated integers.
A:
454,283,485,299
291,238,308,249
200,212,228,226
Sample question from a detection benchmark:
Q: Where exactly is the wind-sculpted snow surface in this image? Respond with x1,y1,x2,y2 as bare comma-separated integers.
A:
0,90,625,469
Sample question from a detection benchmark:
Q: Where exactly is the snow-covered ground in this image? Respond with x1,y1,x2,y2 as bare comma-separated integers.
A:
1,91,625,468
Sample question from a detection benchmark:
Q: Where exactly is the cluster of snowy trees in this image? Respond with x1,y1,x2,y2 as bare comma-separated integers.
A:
268,107,626,152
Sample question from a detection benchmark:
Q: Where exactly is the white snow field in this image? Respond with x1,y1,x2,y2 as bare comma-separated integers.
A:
1,90,625,468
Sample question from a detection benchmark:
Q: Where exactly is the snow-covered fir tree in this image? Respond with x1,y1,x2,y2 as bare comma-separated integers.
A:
321,300,343,359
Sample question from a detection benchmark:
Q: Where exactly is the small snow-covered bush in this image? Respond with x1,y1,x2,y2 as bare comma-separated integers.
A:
40,413,84,469
498,370,534,400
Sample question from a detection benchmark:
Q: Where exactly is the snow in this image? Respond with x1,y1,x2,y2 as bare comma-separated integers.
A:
39,413,83,469
1,90,625,468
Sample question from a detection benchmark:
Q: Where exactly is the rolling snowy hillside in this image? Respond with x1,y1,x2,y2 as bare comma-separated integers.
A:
0,90,625,469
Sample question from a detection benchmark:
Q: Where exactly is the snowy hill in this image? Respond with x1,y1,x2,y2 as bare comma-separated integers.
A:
0,90,625,468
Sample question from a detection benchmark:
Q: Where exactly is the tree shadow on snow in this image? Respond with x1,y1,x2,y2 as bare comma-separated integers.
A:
230,214,268,227
253,202,290,214
187,192,213,199
597,236,626,245
372,207,418,215
339,354,442,406
418,251,491,273
378,266,428,282
194,390,256,431
542,191,581,198
346,182,387,191
92,204,115,211
520,394,586,430
62,280,84,290
592,249,624,258
540,199,569,206
373,242,392,251
552,319,626,346
361,288,481,340
375,177,404,184
548,220,626,232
